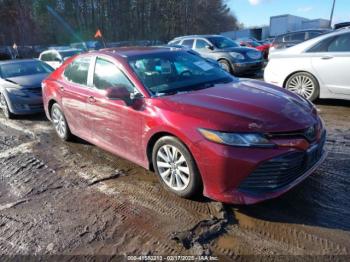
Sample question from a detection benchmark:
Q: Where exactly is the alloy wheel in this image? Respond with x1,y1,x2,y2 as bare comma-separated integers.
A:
287,75,315,100
52,107,67,139
156,145,191,191
219,61,230,72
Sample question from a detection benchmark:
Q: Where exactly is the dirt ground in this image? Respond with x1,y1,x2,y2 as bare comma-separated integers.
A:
0,98,349,260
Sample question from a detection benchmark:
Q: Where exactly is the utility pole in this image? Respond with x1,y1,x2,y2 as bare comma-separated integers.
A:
329,0,336,28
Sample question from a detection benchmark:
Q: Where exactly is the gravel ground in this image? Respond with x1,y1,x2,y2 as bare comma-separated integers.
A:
0,96,349,260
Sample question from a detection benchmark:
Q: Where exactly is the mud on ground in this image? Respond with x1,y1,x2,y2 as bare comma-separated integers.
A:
0,99,349,260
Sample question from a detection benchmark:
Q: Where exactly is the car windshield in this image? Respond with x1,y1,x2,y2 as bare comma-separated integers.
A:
128,51,234,96
0,61,53,78
60,50,81,59
207,37,239,49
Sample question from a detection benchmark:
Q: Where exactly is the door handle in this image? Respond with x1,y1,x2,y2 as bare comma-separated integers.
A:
88,96,96,103
321,56,334,60
59,86,65,91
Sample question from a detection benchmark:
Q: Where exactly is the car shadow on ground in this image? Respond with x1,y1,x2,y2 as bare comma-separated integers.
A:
315,99,350,107
11,112,48,122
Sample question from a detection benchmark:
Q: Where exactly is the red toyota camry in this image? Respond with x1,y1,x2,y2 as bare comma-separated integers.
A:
42,47,327,204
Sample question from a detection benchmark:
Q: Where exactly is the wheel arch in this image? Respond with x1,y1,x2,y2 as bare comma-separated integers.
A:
47,99,58,119
146,131,180,171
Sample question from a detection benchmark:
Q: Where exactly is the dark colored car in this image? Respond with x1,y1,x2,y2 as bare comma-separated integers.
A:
334,22,350,30
271,29,330,52
0,59,53,119
0,46,15,60
42,47,327,204
70,41,103,51
168,35,263,76
238,40,271,59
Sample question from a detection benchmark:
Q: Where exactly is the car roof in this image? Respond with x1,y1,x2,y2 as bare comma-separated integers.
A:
97,46,185,58
0,59,39,65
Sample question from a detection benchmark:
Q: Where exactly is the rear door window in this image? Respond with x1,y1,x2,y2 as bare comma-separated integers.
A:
308,33,350,52
181,39,194,48
64,56,92,85
328,33,350,52
195,39,208,49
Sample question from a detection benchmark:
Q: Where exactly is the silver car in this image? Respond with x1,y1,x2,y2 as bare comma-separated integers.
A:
0,59,53,119
264,28,350,101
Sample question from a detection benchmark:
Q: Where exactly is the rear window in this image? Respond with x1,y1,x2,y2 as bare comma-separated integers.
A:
169,40,181,45
289,32,305,41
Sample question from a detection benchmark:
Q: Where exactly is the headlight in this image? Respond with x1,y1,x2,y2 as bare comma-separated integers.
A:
198,128,275,148
6,88,28,97
229,52,245,60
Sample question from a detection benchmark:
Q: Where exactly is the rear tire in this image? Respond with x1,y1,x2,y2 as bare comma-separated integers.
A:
0,93,14,119
285,72,319,101
51,103,72,141
152,136,202,198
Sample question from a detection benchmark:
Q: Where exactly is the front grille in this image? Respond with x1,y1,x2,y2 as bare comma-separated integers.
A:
238,132,326,195
28,103,44,110
267,127,318,143
27,88,42,96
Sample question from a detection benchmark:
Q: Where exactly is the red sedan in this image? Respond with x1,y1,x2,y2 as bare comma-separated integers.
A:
239,40,271,59
42,47,327,204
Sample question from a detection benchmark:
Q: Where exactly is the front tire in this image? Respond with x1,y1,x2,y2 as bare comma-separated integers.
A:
152,136,202,198
218,59,231,73
51,103,72,141
0,93,14,119
285,72,319,101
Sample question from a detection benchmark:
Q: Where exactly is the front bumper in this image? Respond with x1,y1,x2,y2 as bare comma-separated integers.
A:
231,60,264,75
194,132,327,205
6,92,44,115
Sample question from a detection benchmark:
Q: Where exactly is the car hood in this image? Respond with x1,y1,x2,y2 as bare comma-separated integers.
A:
4,73,48,88
156,79,317,133
214,47,257,54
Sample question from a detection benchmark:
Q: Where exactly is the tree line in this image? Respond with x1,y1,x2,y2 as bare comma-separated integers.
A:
0,0,239,46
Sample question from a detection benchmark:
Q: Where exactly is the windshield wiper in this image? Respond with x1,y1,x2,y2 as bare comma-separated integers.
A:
155,90,190,97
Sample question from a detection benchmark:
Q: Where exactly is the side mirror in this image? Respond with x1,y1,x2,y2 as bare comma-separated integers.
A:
205,45,214,50
105,86,130,101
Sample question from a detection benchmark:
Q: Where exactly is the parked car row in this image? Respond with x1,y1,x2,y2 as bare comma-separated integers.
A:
0,44,327,205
